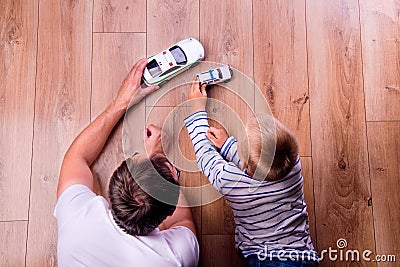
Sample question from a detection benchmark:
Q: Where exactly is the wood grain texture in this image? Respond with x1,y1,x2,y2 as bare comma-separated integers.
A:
359,0,400,121
300,157,317,249
146,0,199,56
202,194,236,235
200,0,254,112
0,0,37,220
200,0,253,76
93,0,146,32
367,122,400,265
306,1,375,265
91,33,146,196
199,0,254,238
145,0,199,106
0,221,27,266
26,0,93,265
253,0,311,156
201,235,246,267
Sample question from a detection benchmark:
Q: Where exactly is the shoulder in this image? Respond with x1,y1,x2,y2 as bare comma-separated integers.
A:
54,184,104,227
158,226,200,266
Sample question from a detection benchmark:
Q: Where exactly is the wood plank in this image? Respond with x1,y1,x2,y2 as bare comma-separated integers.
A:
200,0,254,114
359,0,400,121
26,0,93,265
91,33,146,197
0,0,37,220
301,157,317,249
202,193,236,235
199,0,254,236
253,0,311,156
200,0,253,77
201,235,246,267
306,1,376,265
145,0,200,106
146,0,199,57
367,122,400,265
0,221,27,266
93,0,146,33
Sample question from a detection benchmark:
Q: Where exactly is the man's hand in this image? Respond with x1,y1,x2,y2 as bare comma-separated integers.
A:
57,59,159,199
144,124,169,156
188,78,207,113
114,58,159,111
206,126,229,149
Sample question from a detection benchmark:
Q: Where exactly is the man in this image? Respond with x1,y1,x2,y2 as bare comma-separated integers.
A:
55,59,199,266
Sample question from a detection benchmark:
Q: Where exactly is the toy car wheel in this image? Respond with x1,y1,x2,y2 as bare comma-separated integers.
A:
140,77,149,88
189,61,200,69
158,80,169,87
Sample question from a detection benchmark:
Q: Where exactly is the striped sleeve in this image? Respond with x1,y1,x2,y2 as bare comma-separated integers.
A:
220,136,242,169
184,111,245,194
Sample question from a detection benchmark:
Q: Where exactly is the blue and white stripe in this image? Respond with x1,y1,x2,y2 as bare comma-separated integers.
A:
184,111,318,262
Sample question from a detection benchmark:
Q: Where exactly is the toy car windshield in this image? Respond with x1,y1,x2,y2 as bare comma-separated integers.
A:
147,59,162,77
169,46,187,65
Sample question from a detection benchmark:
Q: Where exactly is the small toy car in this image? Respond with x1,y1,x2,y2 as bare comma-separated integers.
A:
142,38,204,87
197,65,233,85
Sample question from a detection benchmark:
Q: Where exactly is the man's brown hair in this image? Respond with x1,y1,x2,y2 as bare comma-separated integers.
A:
243,115,299,181
108,154,179,236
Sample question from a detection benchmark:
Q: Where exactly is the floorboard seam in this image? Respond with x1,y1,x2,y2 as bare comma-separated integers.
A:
25,0,41,266
90,0,94,122
357,0,378,260
303,0,319,252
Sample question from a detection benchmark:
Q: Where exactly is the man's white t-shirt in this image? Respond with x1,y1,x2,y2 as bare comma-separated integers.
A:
54,184,199,267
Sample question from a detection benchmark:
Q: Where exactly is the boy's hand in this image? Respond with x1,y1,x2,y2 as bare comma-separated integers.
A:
206,126,229,149
188,78,207,113
114,58,159,110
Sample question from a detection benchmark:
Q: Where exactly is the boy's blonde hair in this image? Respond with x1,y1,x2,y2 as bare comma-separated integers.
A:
241,115,299,181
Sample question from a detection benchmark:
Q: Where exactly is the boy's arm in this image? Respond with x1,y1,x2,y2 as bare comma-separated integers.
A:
185,81,248,193
219,136,242,169
184,111,230,189
206,127,242,169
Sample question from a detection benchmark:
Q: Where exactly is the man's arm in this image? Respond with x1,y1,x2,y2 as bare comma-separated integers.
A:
160,190,196,236
57,59,158,199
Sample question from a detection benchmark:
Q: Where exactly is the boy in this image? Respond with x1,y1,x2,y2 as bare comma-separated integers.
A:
184,80,318,266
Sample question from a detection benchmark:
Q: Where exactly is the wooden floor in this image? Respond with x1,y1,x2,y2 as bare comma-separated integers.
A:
1,0,399,266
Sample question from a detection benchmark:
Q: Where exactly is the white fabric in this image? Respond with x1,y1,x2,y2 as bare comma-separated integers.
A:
54,184,199,267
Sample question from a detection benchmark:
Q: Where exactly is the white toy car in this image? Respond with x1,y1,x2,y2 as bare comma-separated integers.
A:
197,65,233,85
142,38,204,87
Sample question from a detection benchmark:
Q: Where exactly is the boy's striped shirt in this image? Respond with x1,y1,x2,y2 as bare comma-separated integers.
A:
184,111,318,262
